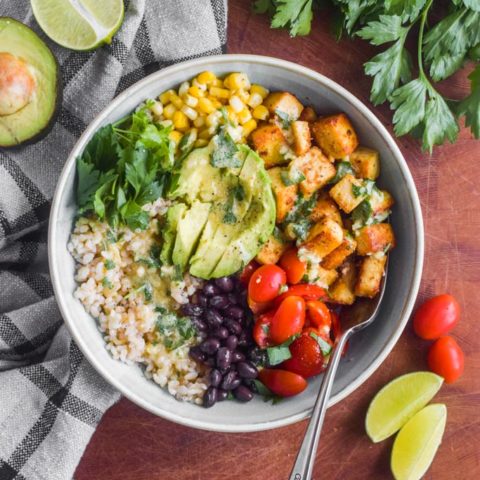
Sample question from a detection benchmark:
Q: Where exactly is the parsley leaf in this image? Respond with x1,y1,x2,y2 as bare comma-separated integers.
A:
156,310,195,351
252,379,283,404
270,0,314,37
101,277,113,289
352,179,375,197
266,334,299,366
351,200,373,226
309,332,332,356
357,15,407,45
329,161,355,184
211,129,241,168
105,259,115,270
281,166,306,186
384,0,427,22
275,109,294,128
456,65,480,139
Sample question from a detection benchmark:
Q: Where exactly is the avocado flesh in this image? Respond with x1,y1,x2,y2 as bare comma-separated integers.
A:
0,17,60,147
160,203,188,266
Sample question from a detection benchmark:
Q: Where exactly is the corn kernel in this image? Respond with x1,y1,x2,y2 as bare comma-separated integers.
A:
181,105,198,121
209,97,222,109
184,94,198,108
236,89,250,103
159,89,175,104
247,92,263,108
173,110,189,131
209,86,230,99
224,73,250,90
197,71,216,85
193,115,206,128
253,104,269,120
199,128,212,140
159,119,173,128
251,84,269,99
170,94,183,110
226,106,238,124
188,85,205,98
229,95,244,113
194,139,209,147
242,119,257,137
187,128,198,142
163,103,177,119
192,78,207,91
206,111,221,127
211,78,224,88
169,130,183,144
238,108,252,125
149,101,163,118
197,97,215,114
178,81,190,97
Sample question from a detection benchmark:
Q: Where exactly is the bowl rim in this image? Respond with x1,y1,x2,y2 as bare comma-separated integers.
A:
48,53,424,432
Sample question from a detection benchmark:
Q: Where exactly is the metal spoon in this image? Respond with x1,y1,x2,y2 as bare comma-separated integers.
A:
289,262,388,480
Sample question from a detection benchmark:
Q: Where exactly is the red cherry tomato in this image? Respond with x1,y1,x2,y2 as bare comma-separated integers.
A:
330,311,341,340
270,296,305,345
282,330,330,378
427,336,464,383
248,296,274,315
240,260,260,286
248,264,287,303
273,284,327,307
413,294,460,340
306,301,331,335
279,248,307,284
258,368,307,397
253,310,275,348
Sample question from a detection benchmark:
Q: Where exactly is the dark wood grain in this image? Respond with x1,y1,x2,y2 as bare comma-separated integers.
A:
74,2,480,479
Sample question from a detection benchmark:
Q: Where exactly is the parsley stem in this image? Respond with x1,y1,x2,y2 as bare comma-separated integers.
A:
417,0,434,83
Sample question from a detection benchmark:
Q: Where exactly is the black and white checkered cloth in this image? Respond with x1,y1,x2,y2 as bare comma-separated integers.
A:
0,1,227,478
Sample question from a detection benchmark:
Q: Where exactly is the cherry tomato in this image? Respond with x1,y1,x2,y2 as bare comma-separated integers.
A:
248,265,287,303
240,260,260,286
282,330,330,378
306,301,331,336
279,248,307,284
258,368,307,397
270,296,305,345
273,284,327,307
248,296,274,315
427,336,464,383
413,294,460,340
330,311,341,340
253,310,275,348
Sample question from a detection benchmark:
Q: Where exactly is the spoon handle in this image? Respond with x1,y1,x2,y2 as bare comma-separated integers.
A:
288,331,351,480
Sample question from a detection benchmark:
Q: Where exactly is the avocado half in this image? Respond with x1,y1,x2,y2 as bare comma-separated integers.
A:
0,17,61,148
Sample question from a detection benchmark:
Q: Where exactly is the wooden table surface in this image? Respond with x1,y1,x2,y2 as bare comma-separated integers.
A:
75,2,480,479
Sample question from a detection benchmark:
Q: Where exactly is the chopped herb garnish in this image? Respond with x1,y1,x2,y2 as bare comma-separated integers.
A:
104,259,115,270
155,310,195,351
211,128,241,168
275,109,293,129
352,180,376,198
329,161,355,184
102,277,113,289
141,282,153,302
266,334,299,366
281,166,306,186
252,379,283,404
351,200,373,226
106,230,117,244
309,332,332,356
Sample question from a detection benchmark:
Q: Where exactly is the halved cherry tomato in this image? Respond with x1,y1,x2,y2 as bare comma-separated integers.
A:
270,296,305,345
253,310,275,348
258,368,307,397
306,301,331,336
282,330,330,378
273,284,327,307
240,260,260,286
413,294,460,340
427,336,464,383
248,296,274,315
279,248,307,284
248,265,287,303
330,311,341,341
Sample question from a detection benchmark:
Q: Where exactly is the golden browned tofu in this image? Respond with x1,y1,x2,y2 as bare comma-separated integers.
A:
351,147,380,180
264,92,304,120
291,147,336,197
370,189,394,214
321,232,357,270
256,234,290,265
310,192,343,225
328,260,356,305
355,255,387,298
316,266,339,287
250,124,289,168
301,218,343,259
311,113,359,158
329,173,366,213
299,106,318,123
291,121,311,156
268,167,298,223
356,223,395,255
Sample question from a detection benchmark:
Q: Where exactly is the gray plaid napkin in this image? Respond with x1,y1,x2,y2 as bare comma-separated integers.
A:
0,1,227,478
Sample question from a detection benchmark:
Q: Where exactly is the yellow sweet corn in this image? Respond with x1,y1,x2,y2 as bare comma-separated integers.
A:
170,94,183,110
181,105,198,121
229,95,244,113
188,85,205,98
209,86,230,99
197,71,216,85
247,92,263,108
173,110,189,131
224,73,250,90
242,119,257,138
211,78,224,88
237,108,252,125
163,103,177,120
197,97,215,115
194,139,208,147
169,130,183,144
178,81,190,97
193,115,206,128
184,94,198,108
251,84,269,99
159,89,175,104
149,101,163,118
252,104,269,120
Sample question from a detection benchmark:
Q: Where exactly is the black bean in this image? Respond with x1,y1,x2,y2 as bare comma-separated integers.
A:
200,338,220,355
198,293,209,308
203,386,218,408
248,347,267,366
226,305,244,320
209,369,222,387
224,335,238,351
233,385,254,402
221,370,241,391
214,277,235,293
224,319,242,335
205,309,223,328
237,361,258,379
216,347,232,370
192,318,207,332
212,327,229,339
189,346,206,364
205,357,215,367
217,389,228,401
203,283,220,297
181,303,204,317
209,295,230,310
237,331,249,347
231,350,246,363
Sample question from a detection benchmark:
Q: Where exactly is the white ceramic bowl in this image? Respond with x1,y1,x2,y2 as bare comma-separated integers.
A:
49,54,424,432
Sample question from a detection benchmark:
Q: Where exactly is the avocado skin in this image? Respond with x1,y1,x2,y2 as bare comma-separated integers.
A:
0,17,62,149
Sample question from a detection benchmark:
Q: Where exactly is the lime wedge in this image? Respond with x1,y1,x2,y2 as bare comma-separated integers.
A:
365,371,443,443
391,404,447,480
31,0,124,51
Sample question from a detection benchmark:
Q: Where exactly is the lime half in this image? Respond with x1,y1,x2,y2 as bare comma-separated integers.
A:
31,0,124,51
366,372,443,443
391,404,447,480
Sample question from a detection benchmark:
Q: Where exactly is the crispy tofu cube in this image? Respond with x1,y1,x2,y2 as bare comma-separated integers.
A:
264,92,304,120
311,113,359,158
299,106,318,123
370,189,394,214
351,147,380,180
256,234,290,265
329,173,366,213
250,124,289,168
317,266,339,287
291,121,311,156
355,255,387,298
328,260,356,305
291,147,336,197
356,223,395,255
301,218,343,259
268,167,298,223
321,232,357,270
310,192,343,225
